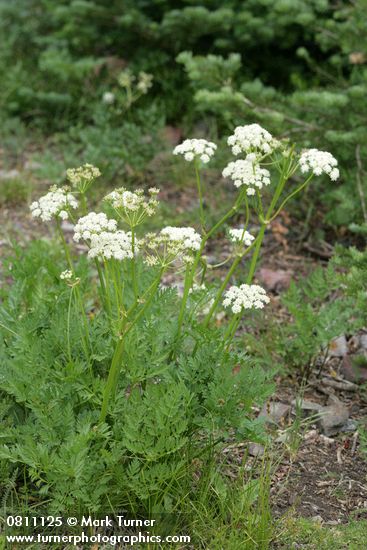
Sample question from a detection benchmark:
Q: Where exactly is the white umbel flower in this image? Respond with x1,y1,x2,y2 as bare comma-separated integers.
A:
143,226,202,267
88,231,134,261
105,187,159,218
299,149,339,180
222,160,271,195
73,212,117,242
173,139,217,163
227,124,279,156
160,226,202,251
229,228,255,247
223,284,270,314
30,186,78,222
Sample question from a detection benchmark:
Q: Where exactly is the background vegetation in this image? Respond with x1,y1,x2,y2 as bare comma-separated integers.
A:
0,0,366,227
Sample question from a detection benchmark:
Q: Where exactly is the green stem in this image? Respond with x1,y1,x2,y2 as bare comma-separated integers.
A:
195,162,205,233
203,240,257,328
268,174,313,222
224,161,292,348
103,260,114,325
99,269,164,423
131,228,139,300
56,220,73,271
175,188,246,343
80,193,88,216
95,259,110,316
66,287,73,362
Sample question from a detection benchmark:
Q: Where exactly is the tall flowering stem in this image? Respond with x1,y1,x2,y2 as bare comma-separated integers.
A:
195,161,206,233
175,188,247,347
100,267,164,422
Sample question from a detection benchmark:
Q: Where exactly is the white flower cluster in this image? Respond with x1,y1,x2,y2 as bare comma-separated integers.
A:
299,149,339,181
102,92,115,104
227,124,279,156
105,187,159,218
88,231,134,261
222,160,271,195
228,228,255,247
223,284,270,314
173,139,217,163
160,226,202,251
66,164,101,190
143,226,202,266
60,270,73,280
73,212,117,242
30,186,78,222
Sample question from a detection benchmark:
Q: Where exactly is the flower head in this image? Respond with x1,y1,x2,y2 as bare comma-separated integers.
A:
222,160,271,195
102,92,115,104
223,284,270,314
88,230,134,261
66,164,101,192
30,186,78,222
228,228,255,247
142,226,201,267
104,187,159,224
227,124,279,156
173,139,217,163
299,149,339,180
136,72,153,94
73,212,117,242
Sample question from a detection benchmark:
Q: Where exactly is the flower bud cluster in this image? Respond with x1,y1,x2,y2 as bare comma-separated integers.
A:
223,284,270,314
173,139,217,163
30,186,78,222
299,149,339,180
66,164,101,191
222,159,271,195
227,124,279,156
60,270,73,280
73,212,117,242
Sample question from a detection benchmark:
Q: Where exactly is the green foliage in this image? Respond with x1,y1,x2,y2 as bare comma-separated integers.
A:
247,263,365,378
278,517,367,549
0,241,272,519
0,176,32,206
332,227,367,323
0,0,333,127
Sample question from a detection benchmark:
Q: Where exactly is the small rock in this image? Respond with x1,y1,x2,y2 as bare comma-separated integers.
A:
311,515,324,524
161,125,182,146
348,335,360,353
0,168,20,180
304,429,318,441
319,434,335,446
259,401,290,426
329,335,348,357
24,159,41,171
61,221,74,232
258,268,293,291
292,399,323,412
340,355,367,384
248,443,265,457
340,419,358,433
360,333,367,350
319,396,349,436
